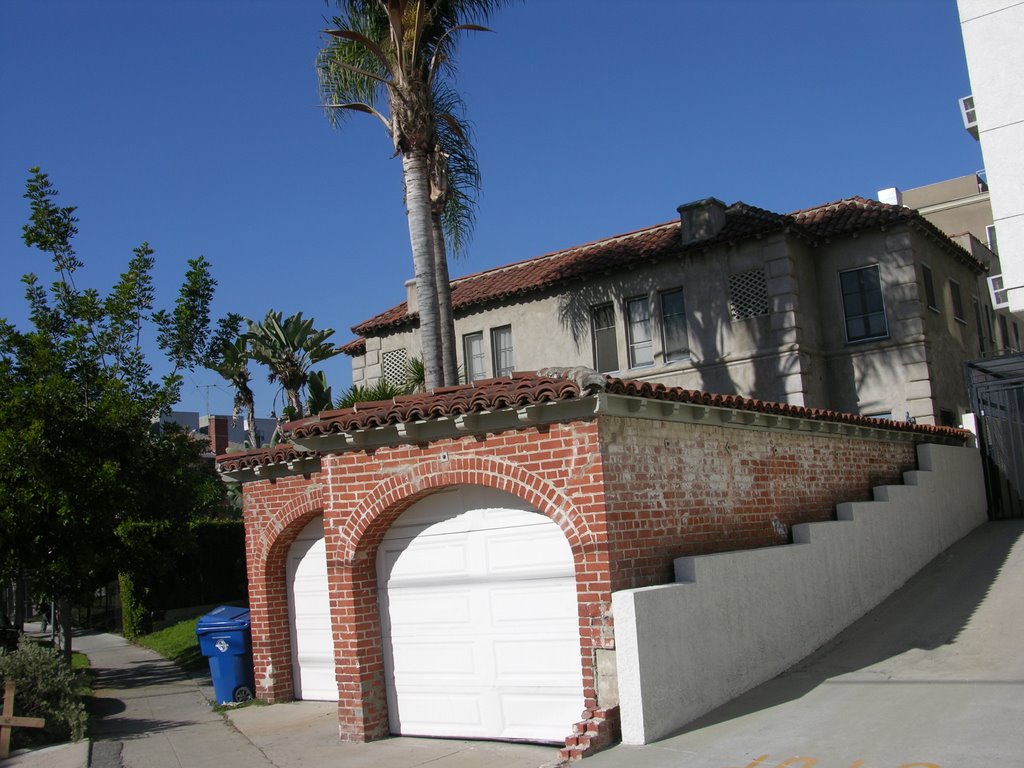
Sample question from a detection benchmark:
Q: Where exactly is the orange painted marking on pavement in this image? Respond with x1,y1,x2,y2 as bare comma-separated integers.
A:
777,758,817,767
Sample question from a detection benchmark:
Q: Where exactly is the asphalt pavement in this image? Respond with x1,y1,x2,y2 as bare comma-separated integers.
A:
5,518,1023,768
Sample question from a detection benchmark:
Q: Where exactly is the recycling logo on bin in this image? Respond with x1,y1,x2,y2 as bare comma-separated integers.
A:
215,638,229,653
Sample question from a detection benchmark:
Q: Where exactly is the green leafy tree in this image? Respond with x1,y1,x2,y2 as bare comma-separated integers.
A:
243,311,340,420
317,0,508,389
0,168,227,658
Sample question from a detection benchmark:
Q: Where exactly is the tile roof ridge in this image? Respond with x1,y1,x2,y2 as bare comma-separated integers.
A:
789,195,903,216
449,219,680,286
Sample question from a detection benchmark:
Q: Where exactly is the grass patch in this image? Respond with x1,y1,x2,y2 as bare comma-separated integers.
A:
71,651,93,698
135,616,204,671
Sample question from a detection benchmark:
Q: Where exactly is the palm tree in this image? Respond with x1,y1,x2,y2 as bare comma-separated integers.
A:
317,0,508,389
207,336,260,448
429,81,480,383
244,311,339,419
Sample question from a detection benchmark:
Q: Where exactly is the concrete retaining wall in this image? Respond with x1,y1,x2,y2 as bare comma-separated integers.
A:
612,443,988,745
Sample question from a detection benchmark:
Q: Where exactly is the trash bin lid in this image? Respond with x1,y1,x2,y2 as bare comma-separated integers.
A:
195,605,250,633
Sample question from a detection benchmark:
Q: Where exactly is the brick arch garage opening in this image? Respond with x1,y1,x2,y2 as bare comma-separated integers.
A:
246,484,327,704
330,457,609,743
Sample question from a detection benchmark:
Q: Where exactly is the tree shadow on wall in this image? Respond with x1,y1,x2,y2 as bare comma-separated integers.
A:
656,519,1023,742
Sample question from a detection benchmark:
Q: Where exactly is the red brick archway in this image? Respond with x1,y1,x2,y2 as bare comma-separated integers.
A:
323,451,612,742
246,481,324,703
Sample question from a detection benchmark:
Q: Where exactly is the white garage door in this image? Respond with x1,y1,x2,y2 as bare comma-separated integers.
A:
286,515,338,700
377,486,584,743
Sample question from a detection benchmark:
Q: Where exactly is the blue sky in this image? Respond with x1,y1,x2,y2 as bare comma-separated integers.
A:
1,0,981,418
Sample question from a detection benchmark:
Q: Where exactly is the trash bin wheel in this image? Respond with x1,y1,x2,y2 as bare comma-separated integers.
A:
233,685,254,703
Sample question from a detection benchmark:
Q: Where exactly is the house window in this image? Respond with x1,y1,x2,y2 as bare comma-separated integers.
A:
660,288,689,362
986,224,999,255
974,300,987,353
840,265,888,342
949,280,965,323
989,274,1010,309
864,411,893,421
999,314,1010,350
381,348,408,387
591,303,619,373
922,265,938,311
1015,321,1021,351
626,296,654,368
463,331,486,381
728,269,769,320
491,325,514,377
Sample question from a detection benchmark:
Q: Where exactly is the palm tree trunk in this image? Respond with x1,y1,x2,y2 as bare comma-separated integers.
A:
431,213,459,385
403,149,443,389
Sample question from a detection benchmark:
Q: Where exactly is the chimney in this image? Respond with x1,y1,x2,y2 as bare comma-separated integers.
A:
877,187,903,206
405,278,418,314
204,414,230,456
678,198,728,245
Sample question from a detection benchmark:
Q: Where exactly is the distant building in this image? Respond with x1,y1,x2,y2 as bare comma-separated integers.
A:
163,411,278,455
878,174,1021,356
958,0,1024,314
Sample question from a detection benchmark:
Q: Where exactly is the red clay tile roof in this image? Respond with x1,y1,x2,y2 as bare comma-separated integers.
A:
342,197,983,349
217,371,968,473
216,444,320,473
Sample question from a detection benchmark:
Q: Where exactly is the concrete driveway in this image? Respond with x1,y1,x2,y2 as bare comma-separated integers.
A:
585,519,1024,768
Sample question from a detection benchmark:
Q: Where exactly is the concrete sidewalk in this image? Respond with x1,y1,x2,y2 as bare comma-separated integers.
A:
7,519,1024,768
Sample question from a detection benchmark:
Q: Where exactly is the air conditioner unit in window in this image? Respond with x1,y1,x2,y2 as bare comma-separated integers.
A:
960,95,979,140
989,274,1010,309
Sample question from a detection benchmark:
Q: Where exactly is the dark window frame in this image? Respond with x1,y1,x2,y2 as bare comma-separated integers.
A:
591,303,619,373
839,264,889,343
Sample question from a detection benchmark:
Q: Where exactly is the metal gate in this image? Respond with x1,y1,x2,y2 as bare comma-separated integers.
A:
967,354,1024,519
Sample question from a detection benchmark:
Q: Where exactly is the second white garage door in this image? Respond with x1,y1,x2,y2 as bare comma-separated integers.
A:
377,485,584,743
286,515,338,700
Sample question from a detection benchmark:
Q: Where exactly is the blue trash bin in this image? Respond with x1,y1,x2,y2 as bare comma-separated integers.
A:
195,605,255,705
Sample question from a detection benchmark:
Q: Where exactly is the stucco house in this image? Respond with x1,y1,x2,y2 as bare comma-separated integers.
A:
343,196,998,426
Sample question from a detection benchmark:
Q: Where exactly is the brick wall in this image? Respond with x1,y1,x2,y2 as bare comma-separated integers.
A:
600,415,916,591
240,411,921,756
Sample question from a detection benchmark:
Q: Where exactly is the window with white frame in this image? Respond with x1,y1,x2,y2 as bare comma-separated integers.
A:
660,288,690,362
463,331,486,381
922,265,938,311
591,303,619,373
840,265,888,342
949,279,965,323
626,296,654,368
491,325,514,377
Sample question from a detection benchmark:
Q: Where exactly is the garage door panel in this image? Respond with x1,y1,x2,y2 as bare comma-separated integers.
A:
489,582,579,627
389,691,487,737
380,588,474,632
389,640,481,677
498,693,586,742
379,486,584,742
379,537,471,584
483,528,575,576
286,515,338,701
493,638,585,685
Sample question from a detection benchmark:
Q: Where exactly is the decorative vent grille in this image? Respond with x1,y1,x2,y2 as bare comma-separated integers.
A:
382,348,408,386
728,269,769,320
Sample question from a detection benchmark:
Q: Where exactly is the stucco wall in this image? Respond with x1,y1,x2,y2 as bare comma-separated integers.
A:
612,443,987,745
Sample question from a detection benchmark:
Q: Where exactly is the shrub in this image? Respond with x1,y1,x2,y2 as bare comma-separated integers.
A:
0,637,87,750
